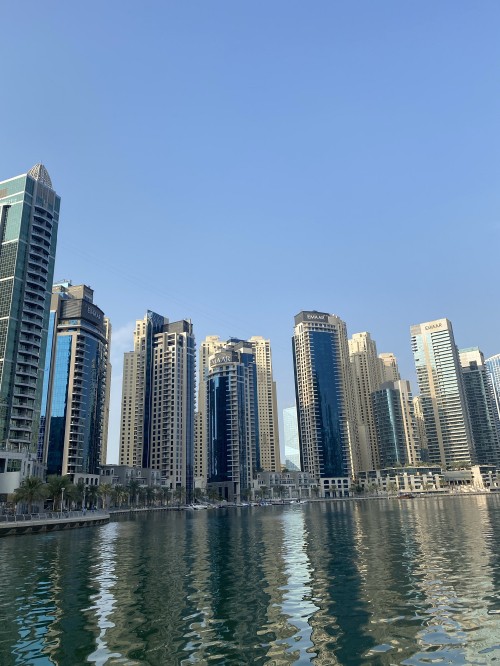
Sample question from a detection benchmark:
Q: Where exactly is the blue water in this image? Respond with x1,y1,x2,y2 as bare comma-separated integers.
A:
1,496,500,664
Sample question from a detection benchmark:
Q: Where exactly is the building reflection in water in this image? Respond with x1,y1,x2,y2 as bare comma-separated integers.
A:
268,507,319,663
403,496,498,665
2,498,500,664
85,521,123,664
302,501,375,664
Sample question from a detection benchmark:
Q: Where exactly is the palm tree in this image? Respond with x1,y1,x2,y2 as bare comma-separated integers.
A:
159,487,171,506
45,475,72,511
145,486,156,507
276,485,286,502
86,484,99,510
193,487,205,504
174,486,186,506
71,480,85,509
387,481,397,496
207,487,219,504
99,483,113,510
13,476,46,514
127,479,140,507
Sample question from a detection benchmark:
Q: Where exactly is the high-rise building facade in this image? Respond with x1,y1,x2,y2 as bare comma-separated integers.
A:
249,336,280,472
39,282,111,477
349,332,383,471
460,348,500,467
413,395,429,462
372,380,419,468
411,318,474,468
197,334,280,487
195,335,225,486
119,312,195,495
0,165,60,453
283,405,300,471
206,341,258,502
378,353,400,383
485,354,500,439
292,311,357,482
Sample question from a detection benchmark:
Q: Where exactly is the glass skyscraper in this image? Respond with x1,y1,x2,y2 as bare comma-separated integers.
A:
372,380,419,468
0,165,60,453
206,340,259,502
486,354,500,438
39,283,111,477
292,311,356,484
460,348,500,467
411,318,474,468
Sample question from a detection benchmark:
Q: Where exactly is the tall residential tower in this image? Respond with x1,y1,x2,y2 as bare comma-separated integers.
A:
460,348,500,467
120,311,195,496
39,282,111,477
292,311,357,492
411,318,474,468
0,165,60,495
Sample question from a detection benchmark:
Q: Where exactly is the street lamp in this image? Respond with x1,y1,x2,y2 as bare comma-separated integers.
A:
61,487,65,516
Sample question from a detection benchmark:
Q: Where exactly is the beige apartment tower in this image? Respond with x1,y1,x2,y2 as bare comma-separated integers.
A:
249,336,281,472
349,332,383,471
119,311,195,494
379,353,400,384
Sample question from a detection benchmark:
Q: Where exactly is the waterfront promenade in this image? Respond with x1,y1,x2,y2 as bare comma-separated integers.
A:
0,510,109,537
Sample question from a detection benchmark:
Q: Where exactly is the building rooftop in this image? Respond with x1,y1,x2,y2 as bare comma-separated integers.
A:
27,163,53,189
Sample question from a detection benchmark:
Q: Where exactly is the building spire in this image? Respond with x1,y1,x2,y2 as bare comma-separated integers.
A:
27,163,53,189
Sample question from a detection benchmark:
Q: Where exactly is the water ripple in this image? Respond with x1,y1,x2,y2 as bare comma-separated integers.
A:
1,497,500,664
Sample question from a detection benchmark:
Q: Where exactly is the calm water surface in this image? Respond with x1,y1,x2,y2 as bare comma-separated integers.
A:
2,496,500,665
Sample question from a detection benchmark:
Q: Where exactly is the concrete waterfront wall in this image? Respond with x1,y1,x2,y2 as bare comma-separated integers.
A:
0,512,109,537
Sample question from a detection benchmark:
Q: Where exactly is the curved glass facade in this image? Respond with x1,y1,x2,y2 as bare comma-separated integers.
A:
310,331,344,477
293,312,354,482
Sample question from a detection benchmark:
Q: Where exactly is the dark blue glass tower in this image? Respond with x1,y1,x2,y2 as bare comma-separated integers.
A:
292,311,353,482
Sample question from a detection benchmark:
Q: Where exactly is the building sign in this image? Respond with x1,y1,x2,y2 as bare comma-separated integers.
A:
424,322,444,331
61,299,105,328
210,353,235,367
295,311,330,325
86,305,102,321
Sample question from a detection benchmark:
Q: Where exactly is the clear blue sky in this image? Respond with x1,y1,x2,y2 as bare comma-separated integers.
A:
2,2,500,463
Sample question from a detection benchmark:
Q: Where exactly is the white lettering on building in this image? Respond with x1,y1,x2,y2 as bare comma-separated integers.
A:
87,306,102,320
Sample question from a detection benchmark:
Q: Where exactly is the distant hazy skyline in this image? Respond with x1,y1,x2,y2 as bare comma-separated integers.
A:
2,2,500,463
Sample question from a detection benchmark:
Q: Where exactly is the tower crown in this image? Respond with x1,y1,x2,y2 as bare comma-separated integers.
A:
27,163,53,189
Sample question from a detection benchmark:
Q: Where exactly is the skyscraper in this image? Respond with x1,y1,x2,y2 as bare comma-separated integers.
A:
283,405,300,471
249,336,281,472
372,380,419,468
485,354,500,438
119,311,195,496
349,332,383,471
460,347,500,467
413,395,429,462
411,318,474,468
195,335,225,486
378,353,400,383
206,341,258,502
292,311,357,484
0,165,60,494
197,334,280,486
39,282,111,477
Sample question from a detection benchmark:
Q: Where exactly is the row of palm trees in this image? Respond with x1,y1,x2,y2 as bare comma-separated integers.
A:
12,476,191,514
12,477,323,514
